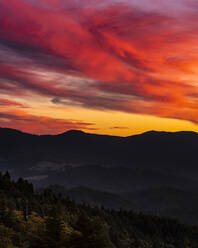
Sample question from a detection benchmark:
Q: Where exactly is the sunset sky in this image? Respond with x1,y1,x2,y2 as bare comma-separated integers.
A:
1,0,198,136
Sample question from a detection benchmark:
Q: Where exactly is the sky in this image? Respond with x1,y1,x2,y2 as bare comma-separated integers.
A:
1,0,198,136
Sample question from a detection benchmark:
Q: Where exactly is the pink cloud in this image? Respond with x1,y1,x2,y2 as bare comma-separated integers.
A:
1,0,198,130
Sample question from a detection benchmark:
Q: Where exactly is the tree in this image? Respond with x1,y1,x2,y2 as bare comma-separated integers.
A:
75,213,115,248
0,224,18,248
42,206,64,248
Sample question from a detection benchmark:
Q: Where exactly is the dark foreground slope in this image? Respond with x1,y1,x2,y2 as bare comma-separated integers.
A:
1,171,198,248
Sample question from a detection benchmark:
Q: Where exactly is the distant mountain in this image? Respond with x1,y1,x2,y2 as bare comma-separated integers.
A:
44,184,198,225
1,127,198,224
46,184,134,210
1,127,198,188
1,127,198,169
30,165,197,192
123,187,198,225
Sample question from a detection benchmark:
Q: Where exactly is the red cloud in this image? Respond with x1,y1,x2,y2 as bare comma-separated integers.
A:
0,0,198,129
0,110,96,135
0,98,26,107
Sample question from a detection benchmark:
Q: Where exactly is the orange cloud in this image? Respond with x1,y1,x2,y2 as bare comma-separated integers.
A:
0,109,96,134
1,0,198,133
0,98,26,108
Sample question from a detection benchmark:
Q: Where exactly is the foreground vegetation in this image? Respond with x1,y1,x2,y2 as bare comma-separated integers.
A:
0,171,198,248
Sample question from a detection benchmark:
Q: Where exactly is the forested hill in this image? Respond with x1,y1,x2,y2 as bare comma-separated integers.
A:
0,171,198,248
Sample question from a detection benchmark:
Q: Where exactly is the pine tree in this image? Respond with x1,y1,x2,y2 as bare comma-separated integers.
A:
76,213,115,248
42,206,64,248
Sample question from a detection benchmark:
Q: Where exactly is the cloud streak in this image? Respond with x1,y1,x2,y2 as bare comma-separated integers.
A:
0,110,96,134
1,0,198,133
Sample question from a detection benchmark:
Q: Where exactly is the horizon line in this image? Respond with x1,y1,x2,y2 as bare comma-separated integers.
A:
0,126,197,138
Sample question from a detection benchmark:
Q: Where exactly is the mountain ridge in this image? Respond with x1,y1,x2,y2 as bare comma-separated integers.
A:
1,127,198,173
1,127,198,224
1,126,198,138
